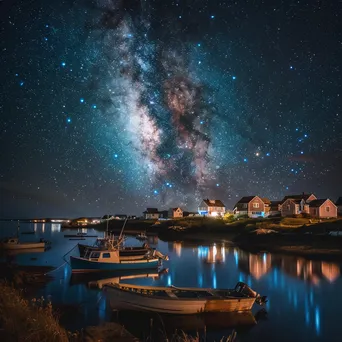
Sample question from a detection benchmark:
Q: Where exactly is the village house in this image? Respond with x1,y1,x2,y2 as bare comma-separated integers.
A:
336,197,342,216
143,208,160,220
269,201,282,216
308,199,338,219
280,193,316,217
198,199,226,217
233,196,269,218
168,207,183,218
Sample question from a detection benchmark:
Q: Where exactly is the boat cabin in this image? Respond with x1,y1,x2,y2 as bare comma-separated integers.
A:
84,250,120,263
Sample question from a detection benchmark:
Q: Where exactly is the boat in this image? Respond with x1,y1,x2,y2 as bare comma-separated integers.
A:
103,282,267,314
0,237,46,250
78,241,153,260
69,249,160,273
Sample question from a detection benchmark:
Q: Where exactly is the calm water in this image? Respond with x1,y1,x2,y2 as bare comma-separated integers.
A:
1,221,342,341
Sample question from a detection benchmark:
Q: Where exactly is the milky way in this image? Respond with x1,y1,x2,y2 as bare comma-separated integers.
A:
0,0,341,217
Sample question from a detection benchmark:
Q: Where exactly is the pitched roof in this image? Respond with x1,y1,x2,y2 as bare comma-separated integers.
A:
203,199,225,207
171,207,182,211
336,197,342,206
236,196,256,204
261,198,271,204
143,208,159,213
308,199,328,208
281,193,315,203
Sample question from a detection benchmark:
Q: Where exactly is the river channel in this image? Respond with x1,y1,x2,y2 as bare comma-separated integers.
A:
1,221,341,342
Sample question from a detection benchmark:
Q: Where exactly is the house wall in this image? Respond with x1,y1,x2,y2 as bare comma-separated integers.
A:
338,205,342,216
306,194,317,203
144,213,159,219
310,200,337,218
208,206,225,216
248,197,265,217
169,208,183,218
281,199,297,217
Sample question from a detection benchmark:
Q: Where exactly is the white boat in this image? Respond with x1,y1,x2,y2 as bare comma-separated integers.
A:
70,249,160,273
0,237,46,250
103,282,267,314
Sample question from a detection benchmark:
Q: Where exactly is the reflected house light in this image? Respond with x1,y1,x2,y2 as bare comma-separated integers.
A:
51,223,61,232
213,271,217,289
34,223,37,232
167,275,172,286
173,242,182,257
249,253,272,280
221,247,225,262
321,261,340,283
198,274,203,287
42,223,45,233
315,306,320,335
304,296,310,325
234,250,239,266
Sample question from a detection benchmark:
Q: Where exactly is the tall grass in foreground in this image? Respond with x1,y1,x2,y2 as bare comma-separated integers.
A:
0,282,69,342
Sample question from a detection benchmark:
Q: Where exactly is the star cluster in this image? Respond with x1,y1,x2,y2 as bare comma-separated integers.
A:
0,0,341,217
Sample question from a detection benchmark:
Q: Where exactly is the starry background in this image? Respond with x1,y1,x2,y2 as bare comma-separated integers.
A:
0,0,341,218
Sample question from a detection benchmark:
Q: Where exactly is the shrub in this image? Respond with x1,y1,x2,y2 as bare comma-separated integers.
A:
0,282,69,342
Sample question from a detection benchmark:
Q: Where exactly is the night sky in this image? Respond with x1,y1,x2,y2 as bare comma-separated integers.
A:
0,0,341,218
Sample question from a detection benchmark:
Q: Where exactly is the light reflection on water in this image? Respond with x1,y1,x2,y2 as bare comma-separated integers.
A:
0,221,341,341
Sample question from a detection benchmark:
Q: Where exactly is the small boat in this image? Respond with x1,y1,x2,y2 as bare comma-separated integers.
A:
0,237,46,250
70,249,160,273
103,282,267,314
136,232,147,240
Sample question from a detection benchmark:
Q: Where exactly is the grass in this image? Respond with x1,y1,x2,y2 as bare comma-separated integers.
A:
0,282,69,342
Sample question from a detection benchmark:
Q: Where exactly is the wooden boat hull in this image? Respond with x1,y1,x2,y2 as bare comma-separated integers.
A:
104,286,256,314
70,256,159,273
0,242,45,250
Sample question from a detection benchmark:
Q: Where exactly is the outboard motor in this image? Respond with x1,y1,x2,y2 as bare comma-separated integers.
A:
234,282,268,306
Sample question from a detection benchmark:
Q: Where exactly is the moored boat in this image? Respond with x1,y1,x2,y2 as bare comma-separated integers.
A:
103,282,267,314
78,242,152,260
0,237,46,250
70,249,160,273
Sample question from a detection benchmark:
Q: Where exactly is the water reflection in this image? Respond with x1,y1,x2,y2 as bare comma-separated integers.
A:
1,222,342,341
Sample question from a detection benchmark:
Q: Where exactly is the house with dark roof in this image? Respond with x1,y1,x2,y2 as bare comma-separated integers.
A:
280,193,316,217
198,199,226,217
168,207,183,218
233,196,269,218
309,199,337,218
269,201,282,216
336,197,342,216
143,208,160,220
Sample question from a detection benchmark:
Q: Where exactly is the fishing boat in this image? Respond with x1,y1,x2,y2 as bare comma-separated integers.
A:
103,282,267,314
0,237,46,250
69,249,160,273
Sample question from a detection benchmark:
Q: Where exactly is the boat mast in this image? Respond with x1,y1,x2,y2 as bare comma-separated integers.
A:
17,220,20,238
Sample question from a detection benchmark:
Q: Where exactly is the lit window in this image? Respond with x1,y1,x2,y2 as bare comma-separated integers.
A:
253,202,259,208
326,206,330,212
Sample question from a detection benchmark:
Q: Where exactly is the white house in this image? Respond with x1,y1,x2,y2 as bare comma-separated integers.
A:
198,199,226,217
